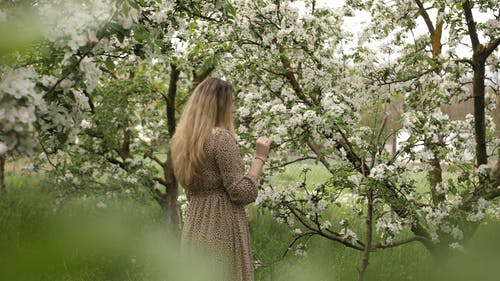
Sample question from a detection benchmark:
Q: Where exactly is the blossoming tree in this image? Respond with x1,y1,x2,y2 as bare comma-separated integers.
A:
219,0,499,279
0,0,232,227
1,0,499,279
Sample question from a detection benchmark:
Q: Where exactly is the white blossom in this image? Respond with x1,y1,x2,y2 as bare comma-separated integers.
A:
238,106,251,117
0,66,43,152
0,142,7,155
79,57,102,93
320,220,332,230
476,164,490,176
450,226,463,241
484,19,500,29
339,228,358,244
80,119,92,129
368,164,394,180
41,0,113,51
0,10,6,23
466,197,490,222
96,201,107,209
294,243,307,257
449,242,464,252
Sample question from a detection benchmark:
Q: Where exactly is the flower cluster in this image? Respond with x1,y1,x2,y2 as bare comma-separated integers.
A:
0,67,44,153
375,217,405,245
41,0,115,51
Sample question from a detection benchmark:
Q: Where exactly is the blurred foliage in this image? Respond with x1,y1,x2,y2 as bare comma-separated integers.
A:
0,175,225,281
1,172,500,281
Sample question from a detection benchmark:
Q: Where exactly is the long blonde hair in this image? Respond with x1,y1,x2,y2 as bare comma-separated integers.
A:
171,77,235,187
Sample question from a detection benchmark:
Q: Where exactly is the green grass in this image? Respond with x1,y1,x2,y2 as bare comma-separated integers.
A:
251,163,434,281
248,207,434,281
270,160,331,186
252,162,500,281
2,169,499,281
249,206,500,281
0,174,227,281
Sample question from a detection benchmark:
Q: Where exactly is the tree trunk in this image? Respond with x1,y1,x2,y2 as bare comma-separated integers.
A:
426,139,445,206
160,189,179,230
162,149,179,230
358,190,374,281
417,1,446,206
472,60,487,169
0,155,5,193
493,158,500,188
462,0,488,171
158,63,181,231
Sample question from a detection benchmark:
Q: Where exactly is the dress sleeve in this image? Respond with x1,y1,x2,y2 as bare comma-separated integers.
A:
213,129,259,206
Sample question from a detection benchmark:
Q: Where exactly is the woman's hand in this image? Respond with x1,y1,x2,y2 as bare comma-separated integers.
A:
255,137,272,161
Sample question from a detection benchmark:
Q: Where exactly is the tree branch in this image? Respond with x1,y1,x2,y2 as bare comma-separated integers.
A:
152,155,165,167
414,0,435,36
306,140,335,174
358,189,374,281
166,63,180,137
269,156,317,170
99,66,119,80
375,66,440,86
175,0,224,23
278,43,313,106
484,37,500,58
282,232,316,258
82,89,96,114
463,1,480,50
287,206,365,251
40,142,57,170
372,236,431,250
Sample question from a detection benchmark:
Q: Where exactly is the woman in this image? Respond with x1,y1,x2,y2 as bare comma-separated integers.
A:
171,77,272,281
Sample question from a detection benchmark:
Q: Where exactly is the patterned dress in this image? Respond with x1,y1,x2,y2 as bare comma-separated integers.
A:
181,128,259,281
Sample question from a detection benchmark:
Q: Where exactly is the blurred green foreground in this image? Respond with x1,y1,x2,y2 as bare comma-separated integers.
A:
0,176,225,281
1,175,499,281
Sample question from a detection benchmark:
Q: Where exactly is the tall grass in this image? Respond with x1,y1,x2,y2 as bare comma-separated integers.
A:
248,207,434,281
1,170,499,281
0,174,226,281
251,163,500,281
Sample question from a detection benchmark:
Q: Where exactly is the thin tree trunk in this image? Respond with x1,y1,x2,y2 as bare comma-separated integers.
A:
417,0,446,206
163,149,179,229
426,139,445,206
161,189,179,229
166,64,180,137
493,158,500,188
157,64,215,231
159,63,181,231
472,61,487,169
463,0,488,171
0,156,5,193
358,190,374,281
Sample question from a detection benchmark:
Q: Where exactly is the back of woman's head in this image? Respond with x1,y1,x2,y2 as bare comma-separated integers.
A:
171,77,235,187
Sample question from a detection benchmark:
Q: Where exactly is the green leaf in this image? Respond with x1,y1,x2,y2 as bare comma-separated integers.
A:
105,57,115,70
122,2,130,17
128,0,140,9
133,24,149,41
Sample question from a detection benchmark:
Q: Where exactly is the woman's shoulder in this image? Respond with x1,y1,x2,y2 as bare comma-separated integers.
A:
212,127,234,138
208,127,236,144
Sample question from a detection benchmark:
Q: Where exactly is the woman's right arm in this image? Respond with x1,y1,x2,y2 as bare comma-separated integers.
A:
247,136,272,179
214,131,271,205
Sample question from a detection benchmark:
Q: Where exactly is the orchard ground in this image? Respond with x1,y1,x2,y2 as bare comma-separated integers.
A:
1,162,499,281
